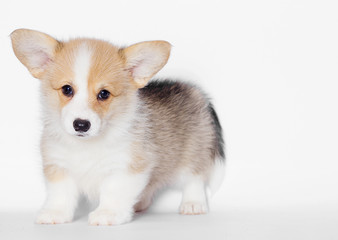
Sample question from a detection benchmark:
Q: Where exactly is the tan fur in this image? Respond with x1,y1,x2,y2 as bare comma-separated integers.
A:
86,40,133,117
129,141,150,174
46,39,82,109
43,165,67,182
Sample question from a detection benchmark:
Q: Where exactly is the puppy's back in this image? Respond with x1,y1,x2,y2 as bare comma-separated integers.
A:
138,80,224,178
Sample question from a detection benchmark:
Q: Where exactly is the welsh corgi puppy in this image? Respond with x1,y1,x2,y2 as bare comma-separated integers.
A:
10,29,225,226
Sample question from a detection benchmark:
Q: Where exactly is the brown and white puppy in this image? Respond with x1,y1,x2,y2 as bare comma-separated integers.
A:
10,29,225,226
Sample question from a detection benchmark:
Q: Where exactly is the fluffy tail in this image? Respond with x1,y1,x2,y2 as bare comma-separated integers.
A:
208,158,225,197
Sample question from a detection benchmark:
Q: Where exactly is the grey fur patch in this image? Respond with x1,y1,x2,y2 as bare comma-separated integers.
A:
138,79,225,164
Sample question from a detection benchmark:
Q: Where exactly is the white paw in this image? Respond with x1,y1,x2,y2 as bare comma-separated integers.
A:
179,201,208,215
88,209,132,226
36,209,73,224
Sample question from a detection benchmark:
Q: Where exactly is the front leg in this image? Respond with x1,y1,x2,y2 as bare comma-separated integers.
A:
89,170,149,226
36,165,78,224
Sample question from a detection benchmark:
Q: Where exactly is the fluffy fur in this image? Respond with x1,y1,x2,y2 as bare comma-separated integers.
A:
10,29,225,225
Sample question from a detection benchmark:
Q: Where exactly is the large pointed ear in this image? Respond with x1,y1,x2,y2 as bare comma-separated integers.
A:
123,41,171,88
10,29,61,79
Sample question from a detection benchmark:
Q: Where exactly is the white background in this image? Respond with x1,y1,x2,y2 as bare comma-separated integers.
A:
0,0,338,239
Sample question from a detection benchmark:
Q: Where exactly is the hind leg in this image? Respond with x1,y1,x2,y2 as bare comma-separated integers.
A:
134,185,157,212
134,194,152,212
179,176,208,215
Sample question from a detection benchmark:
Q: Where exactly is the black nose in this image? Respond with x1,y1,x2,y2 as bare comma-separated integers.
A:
73,119,91,132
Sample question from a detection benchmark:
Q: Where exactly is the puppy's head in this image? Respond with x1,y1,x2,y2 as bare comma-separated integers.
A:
10,29,171,138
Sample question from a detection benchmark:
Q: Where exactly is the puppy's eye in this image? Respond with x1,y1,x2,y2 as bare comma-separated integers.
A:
98,90,110,101
61,85,74,97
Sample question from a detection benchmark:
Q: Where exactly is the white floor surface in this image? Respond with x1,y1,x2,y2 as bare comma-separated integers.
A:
1,206,337,240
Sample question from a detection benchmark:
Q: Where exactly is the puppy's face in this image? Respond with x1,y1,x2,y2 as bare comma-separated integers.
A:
11,29,171,138
46,39,131,138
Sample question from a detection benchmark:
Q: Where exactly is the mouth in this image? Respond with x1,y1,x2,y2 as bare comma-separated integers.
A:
76,133,86,137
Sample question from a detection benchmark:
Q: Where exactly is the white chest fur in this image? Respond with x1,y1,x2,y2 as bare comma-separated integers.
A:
42,131,133,199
